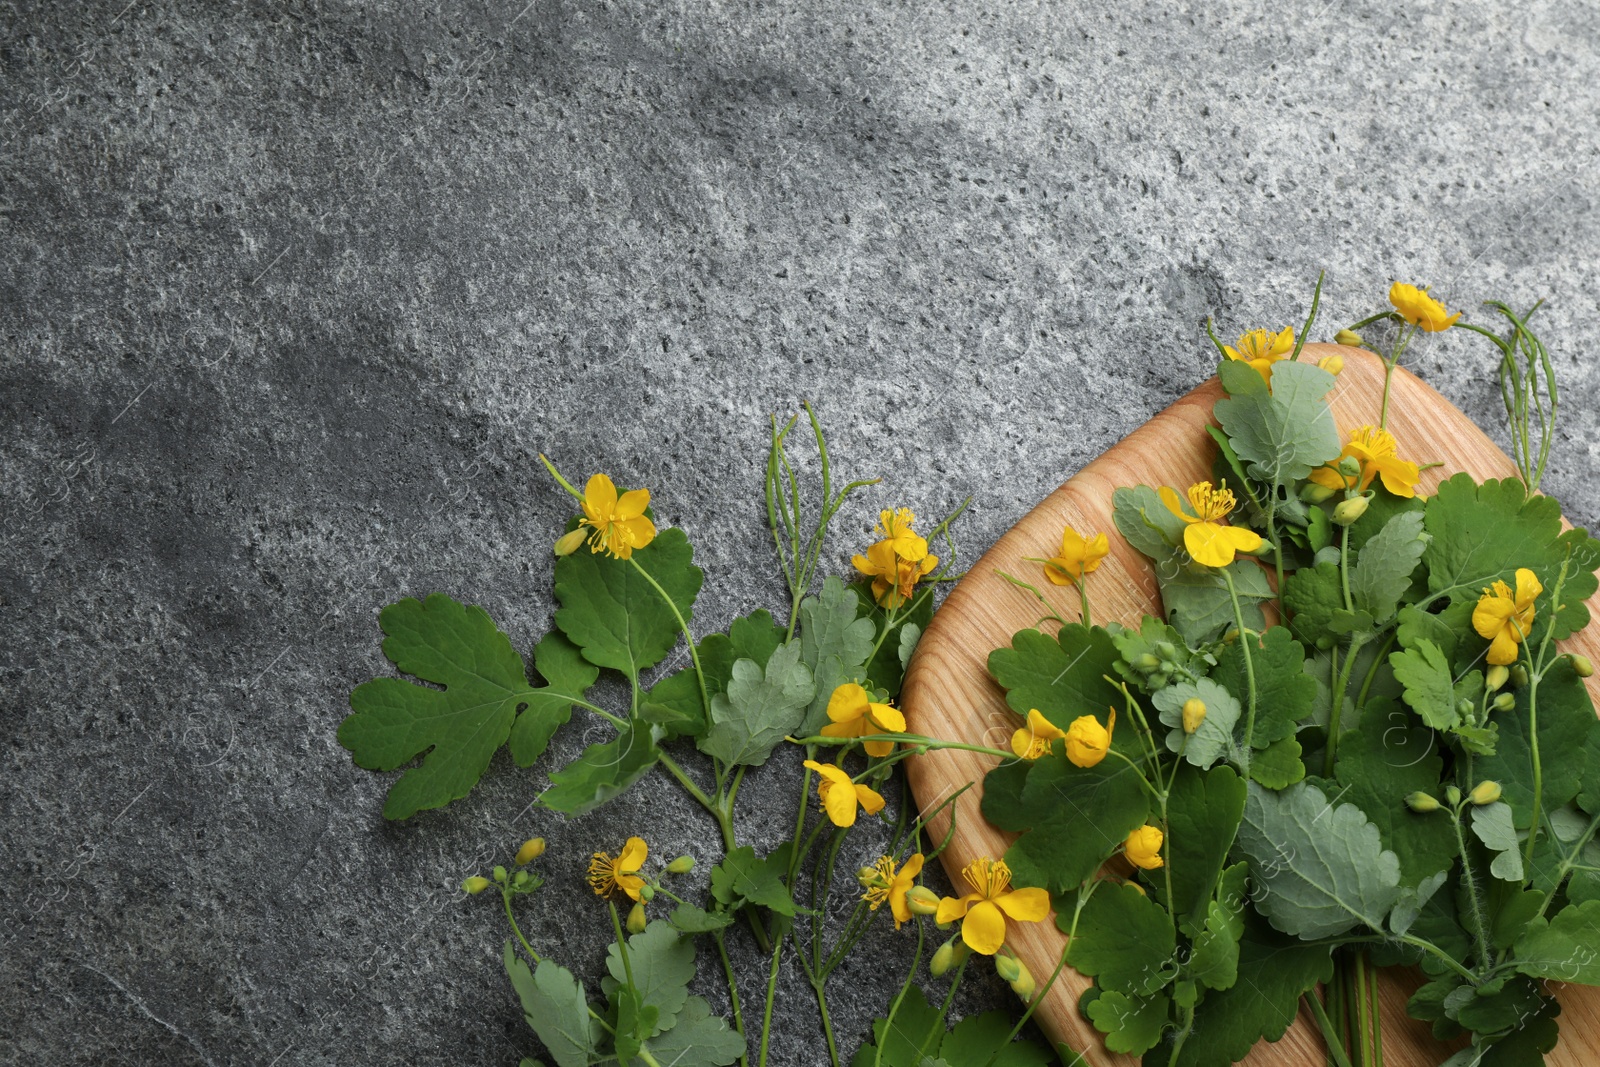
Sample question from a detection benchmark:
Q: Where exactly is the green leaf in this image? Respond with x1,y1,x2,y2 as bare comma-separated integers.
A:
1307,501,1334,552
1248,736,1305,789
1478,657,1599,830
602,921,694,1037
1492,890,1546,952
1157,558,1273,646
1112,485,1186,560
1236,780,1401,938
638,665,705,737
1349,509,1428,625
510,633,602,764
853,577,935,701
539,721,660,815
637,997,744,1067
1390,639,1459,733
987,624,1123,738
1213,626,1316,748
504,945,600,1067
1189,865,1246,992
1218,357,1270,396
1164,767,1248,933
1086,990,1170,1056
668,903,733,934
1477,993,1561,1066
1515,899,1600,983
898,622,922,671
554,527,704,681
1423,474,1600,642
697,641,814,766
1396,603,1460,661
612,987,655,1060
342,595,562,820
1212,360,1340,487
1471,802,1526,882
937,1010,1055,1067
709,846,807,917
1003,756,1150,893
642,610,785,739
978,758,1033,834
1172,910,1334,1067
797,576,877,734
1064,881,1177,997
1108,616,1214,693
1154,678,1243,768
848,984,944,1067
1283,561,1343,651
1333,702,1457,889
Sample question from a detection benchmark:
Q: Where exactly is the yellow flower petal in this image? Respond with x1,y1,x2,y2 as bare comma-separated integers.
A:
868,703,906,734
826,683,870,724
855,784,886,816
613,487,651,520
961,899,1008,955
995,887,1051,923
1159,485,1200,526
1184,521,1261,568
936,894,972,925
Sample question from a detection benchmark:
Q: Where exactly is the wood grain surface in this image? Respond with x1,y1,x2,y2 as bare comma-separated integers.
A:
901,343,1600,1065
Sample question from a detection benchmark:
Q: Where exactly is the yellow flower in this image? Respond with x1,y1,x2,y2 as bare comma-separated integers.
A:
1307,425,1421,499
802,760,886,827
1223,326,1295,383
1389,282,1461,332
1044,525,1110,585
852,539,939,608
818,682,906,757
1181,698,1206,735
1064,708,1115,768
934,857,1051,955
875,508,929,562
1125,825,1165,870
587,837,649,901
1011,708,1066,760
1159,481,1263,568
515,838,547,865
578,474,657,559
861,852,925,928
1473,568,1542,666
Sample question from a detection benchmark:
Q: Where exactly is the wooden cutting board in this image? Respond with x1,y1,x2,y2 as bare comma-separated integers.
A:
901,343,1600,1065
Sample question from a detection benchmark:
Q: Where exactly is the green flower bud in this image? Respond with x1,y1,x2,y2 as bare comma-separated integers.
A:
930,938,958,977
1154,641,1177,661
1510,665,1529,688
994,954,1021,982
666,855,696,874
1572,654,1596,678
461,875,491,895
515,837,547,865
1333,495,1369,526
638,883,655,902
1135,653,1162,671
513,870,531,888
492,865,508,884
626,901,648,934
1405,792,1441,813
906,886,940,916
1470,781,1503,806
1335,329,1366,348
1008,960,1036,1001
1182,698,1207,735
1486,665,1510,692
1300,482,1336,504
1337,456,1362,478
1492,692,1516,712
1445,785,1462,807
553,528,587,557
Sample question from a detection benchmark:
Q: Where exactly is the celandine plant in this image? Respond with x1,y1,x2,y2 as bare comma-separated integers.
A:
981,281,1600,1066
339,408,1068,1067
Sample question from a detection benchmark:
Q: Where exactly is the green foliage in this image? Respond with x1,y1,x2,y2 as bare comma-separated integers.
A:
1247,736,1305,789
643,609,786,738
1282,560,1342,650
1158,558,1273,646
995,755,1149,894
709,846,807,917
636,998,745,1066
539,721,660,816
1471,802,1526,881
1213,626,1315,748
1212,360,1340,487
1236,781,1401,938
1086,990,1169,1056
504,946,602,1067
1108,615,1213,693
1163,768,1248,934
1349,509,1428,625
667,903,733,934
849,986,1054,1067
602,921,695,1036
1187,866,1247,992
1333,703,1458,888
697,641,814,766
1515,899,1600,983
852,577,934,700
554,527,704,681
797,576,877,735
1154,678,1242,768
1112,485,1187,559
1064,881,1177,997
1479,657,1599,829
342,596,597,820
987,624,1123,737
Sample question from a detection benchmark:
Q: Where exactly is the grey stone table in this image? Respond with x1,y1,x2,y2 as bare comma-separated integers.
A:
4,2,1598,1064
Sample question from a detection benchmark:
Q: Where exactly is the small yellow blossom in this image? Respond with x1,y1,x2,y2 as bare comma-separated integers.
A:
860,852,925,928
1319,354,1345,376
1182,698,1206,735
802,760,886,827
852,539,938,608
515,838,547,865
934,857,1050,955
1010,708,1066,760
1473,568,1542,666
1064,708,1115,768
1044,525,1110,585
1223,326,1295,384
587,837,649,901
578,474,657,559
1125,825,1165,870
1159,481,1263,568
818,682,906,757
875,508,930,562
1308,425,1421,499
1389,282,1461,333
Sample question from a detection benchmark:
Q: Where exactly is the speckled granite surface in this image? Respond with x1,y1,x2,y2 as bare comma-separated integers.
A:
3,1,1598,1064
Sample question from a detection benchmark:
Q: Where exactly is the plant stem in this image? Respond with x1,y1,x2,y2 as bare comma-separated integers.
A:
1306,991,1357,1067
875,922,926,1067
1323,637,1366,777
1221,567,1259,776
501,888,541,963
816,982,842,1067
629,557,712,724
710,931,750,1067
757,933,785,1067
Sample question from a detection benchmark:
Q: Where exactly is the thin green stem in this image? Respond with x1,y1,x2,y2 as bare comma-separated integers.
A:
1378,325,1416,430
713,932,750,1067
1221,567,1259,775
629,557,712,724
1291,270,1325,361
757,933,785,1067
1305,991,1356,1067
1323,637,1366,777
875,922,926,1067
501,888,541,963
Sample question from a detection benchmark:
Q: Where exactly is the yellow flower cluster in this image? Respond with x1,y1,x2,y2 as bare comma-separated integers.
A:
554,473,658,560
1043,524,1109,585
1309,425,1421,499
1009,706,1115,767
853,508,938,608
1223,326,1295,384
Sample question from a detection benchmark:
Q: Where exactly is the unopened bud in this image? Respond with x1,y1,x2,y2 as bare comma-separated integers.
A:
1511,665,1529,688
1223,629,1239,645
638,884,655,902
1445,785,1462,807
515,838,547,865
1333,496,1369,526
1486,665,1510,692
858,867,887,889
1300,483,1336,504
1125,880,1147,896
906,886,940,916
1572,654,1595,679
492,865,508,884
1335,329,1366,348
1319,354,1345,376
995,954,1022,983
1405,792,1441,813
553,528,586,557
666,855,696,874
930,938,958,977
1008,961,1036,1001
461,876,491,895
1154,641,1177,661
1492,692,1516,713
1182,698,1207,735
1337,456,1362,478
626,901,648,934
1136,653,1162,671
513,870,531,888
1470,781,1503,806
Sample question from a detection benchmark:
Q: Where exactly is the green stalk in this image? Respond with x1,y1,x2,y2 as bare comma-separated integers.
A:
757,933,786,1067
713,931,749,1067
874,923,926,1067
629,557,712,725
1221,567,1259,776
1305,991,1356,1067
